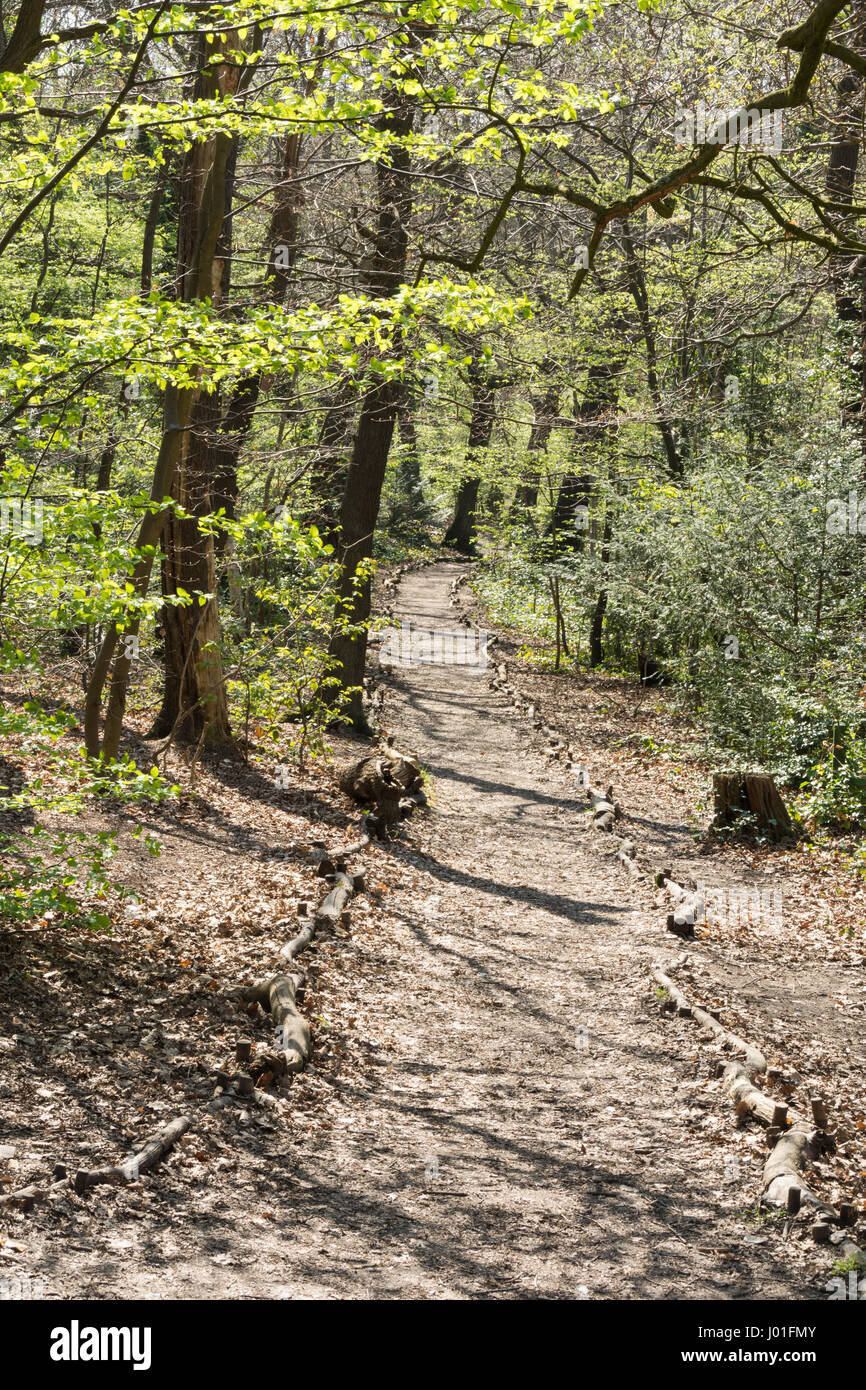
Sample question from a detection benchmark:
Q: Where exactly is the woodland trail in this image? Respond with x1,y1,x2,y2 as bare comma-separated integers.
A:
320,560,816,1300
26,563,822,1300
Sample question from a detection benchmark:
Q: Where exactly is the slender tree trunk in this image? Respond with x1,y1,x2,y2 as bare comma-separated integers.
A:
143,31,244,747
550,360,620,547
622,220,682,476
84,386,191,757
327,33,428,728
515,369,559,509
140,156,171,294
564,355,623,667
825,4,866,459
306,378,359,541
98,158,173,499
392,384,426,519
211,125,309,544
327,378,404,728
444,359,498,553
588,512,612,668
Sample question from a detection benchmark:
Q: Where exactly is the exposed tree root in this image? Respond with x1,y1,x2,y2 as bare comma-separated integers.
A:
651,968,768,1076
0,1177,68,1212
73,1115,194,1195
242,973,311,1072
282,870,354,962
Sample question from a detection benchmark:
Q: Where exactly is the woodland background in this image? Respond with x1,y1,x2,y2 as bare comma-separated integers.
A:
1,0,866,918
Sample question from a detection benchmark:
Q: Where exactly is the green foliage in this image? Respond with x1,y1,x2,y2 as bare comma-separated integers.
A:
2,0,866,899
0,669,177,929
795,734,866,833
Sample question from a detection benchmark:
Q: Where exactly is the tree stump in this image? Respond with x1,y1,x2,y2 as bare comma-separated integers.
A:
339,748,422,825
712,773,792,841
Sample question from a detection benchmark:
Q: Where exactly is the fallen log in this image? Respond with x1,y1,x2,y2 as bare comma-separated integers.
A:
314,870,353,930
762,1125,864,1259
614,839,648,883
762,1124,834,1218
311,833,369,877
723,1061,788,1128
615,838,643,875
282,870,354,962
0,1177,68,1211
651,969,767,1075
653,971,795,1125
657,873,705,937
653,967,866,1259
73,1114,194,1195
589,784,618,831
244,973,311,1072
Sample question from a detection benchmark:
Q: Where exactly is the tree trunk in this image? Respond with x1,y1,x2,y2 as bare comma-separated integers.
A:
712,773,793,841
622,220,682,476
144,31,244,747
327,378,404,728
140,155,172,295
84,386,191,757
444,478,481,553
97,156,173,501
306,377,359,541
150,390,232,744
553,355,622,664
515,371,559,510
825,4,866,460
326,34,428,728
549,470,594,545
444,359,497,553
588,512,612,669
551,360,620,547
392,384,426,520
211,124,309,547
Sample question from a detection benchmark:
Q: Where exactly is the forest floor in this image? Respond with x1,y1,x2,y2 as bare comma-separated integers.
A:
1,562,864,1300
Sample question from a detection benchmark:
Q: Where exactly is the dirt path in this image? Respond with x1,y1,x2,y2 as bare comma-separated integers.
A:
14,563,828,1300
335,561,819,1299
